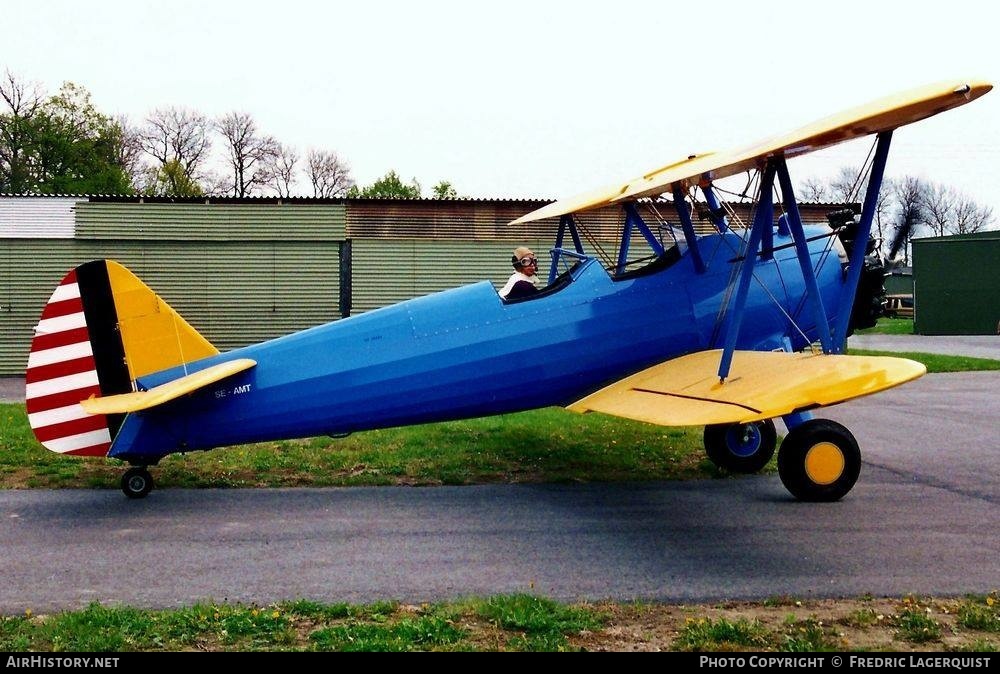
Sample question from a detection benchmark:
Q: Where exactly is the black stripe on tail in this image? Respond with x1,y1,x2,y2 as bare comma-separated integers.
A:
76,260,131,438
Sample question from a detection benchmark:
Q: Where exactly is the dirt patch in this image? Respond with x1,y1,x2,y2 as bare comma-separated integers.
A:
571,596,998,652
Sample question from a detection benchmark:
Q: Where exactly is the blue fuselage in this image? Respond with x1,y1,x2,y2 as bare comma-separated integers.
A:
112,227,848,461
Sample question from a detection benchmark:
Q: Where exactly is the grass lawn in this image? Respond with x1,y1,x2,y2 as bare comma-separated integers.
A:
1,593,996,652
855,317,914,335
0,404,717,490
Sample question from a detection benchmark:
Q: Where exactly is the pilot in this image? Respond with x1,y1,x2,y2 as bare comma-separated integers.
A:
499,246,540,300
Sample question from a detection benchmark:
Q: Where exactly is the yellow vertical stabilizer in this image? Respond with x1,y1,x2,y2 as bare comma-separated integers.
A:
106,261,219,379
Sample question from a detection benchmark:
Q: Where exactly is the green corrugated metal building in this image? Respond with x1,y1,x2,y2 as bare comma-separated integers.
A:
1,195,847,375
884,270,913,296
912,230,1000,335
1,198,346,374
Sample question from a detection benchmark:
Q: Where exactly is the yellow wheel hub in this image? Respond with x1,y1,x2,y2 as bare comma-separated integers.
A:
804,442,845,485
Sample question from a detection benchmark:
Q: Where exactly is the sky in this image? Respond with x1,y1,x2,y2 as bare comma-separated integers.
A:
4,0,999,214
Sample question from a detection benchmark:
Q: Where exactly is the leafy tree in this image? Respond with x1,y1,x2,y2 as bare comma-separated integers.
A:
0,71,43,192
34,82,133,193
141,159,204,197
1,76,132,194
432,180,458,199
347,170,421,198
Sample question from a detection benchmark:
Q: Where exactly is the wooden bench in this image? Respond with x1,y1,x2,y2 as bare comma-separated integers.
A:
885,294,914,319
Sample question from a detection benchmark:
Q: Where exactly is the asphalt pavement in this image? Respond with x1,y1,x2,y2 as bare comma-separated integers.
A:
0,370,997,613
847,334,1000,360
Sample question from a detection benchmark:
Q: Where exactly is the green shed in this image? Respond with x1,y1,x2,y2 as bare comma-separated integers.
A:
912,230,1000,335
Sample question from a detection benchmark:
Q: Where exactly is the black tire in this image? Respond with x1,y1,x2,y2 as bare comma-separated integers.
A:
704,419,777,474
777,419,861,502
121,466,153,499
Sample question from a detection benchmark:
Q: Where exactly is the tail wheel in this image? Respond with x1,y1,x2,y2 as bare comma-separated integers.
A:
122,466,154,499
704,419,777,474
777,419,861,501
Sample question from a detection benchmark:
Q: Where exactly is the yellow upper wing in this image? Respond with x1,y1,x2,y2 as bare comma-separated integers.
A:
80,359,257,415
567,350,926,426
512,79,991,225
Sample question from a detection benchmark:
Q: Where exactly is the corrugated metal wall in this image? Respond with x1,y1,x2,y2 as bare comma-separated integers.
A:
76,202,345,240
0,239,340,374
0,197,80,238
913,232,1000,335
885,273,913,296
0,239,82,374
352,238,551,312
0,199,347,375
346,199,840,313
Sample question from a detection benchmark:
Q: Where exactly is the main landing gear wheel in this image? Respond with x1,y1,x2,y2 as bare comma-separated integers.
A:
121,466,154,499
704,419,777,474
777,419,861,502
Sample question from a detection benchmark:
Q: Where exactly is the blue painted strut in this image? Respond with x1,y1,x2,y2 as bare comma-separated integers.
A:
701,183,730,234
549,215,587,283
832,131,892,352
717,161,777,381
671,187,706,273
775,157,833,354
623,203,666,257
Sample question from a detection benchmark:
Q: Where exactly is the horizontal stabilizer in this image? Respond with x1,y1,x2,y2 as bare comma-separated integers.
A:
568,350,925,426
80,359,256,415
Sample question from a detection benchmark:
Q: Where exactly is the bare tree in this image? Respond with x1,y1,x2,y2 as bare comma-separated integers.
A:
140,107,211,195
889,176,928,265
264,143,299,198
217,111,279,197
798,177,829,202
306,149,354,198
109,114,146,191
830,166,865,203
921,182,957,237
872,176,895,253
952,196,994,234
0,70,44,192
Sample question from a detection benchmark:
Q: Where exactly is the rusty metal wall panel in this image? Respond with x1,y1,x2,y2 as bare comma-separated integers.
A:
345,199,837,240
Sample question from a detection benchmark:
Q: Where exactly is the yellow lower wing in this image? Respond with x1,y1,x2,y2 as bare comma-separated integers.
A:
80,359,257,415
568,350,925,426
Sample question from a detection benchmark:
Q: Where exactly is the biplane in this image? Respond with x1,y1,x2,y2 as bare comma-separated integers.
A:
25,80,991,500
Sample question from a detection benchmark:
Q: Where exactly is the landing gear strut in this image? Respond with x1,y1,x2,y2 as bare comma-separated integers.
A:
121,466,154,499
